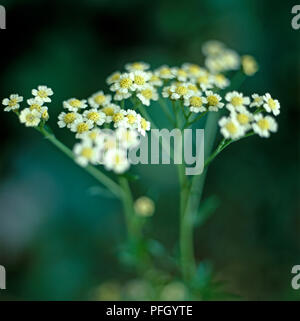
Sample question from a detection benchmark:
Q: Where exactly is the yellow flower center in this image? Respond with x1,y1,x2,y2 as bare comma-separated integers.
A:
134,75,145,86
113,112,124,123
127,114,137,124
160,68,171,76
254,97,261,103
188,84,198,92
268,98,276,109
150,75,160,82
258,118,270,130
141,118,148,130
8,98,18,107
141,89,153,99
102,107,114,116
177,69,187,77
175,86,188,96
207,95,219,106
89,132,98,140
215,74,225,82
111,73,120,81
188,65,200,75
26,113,36,123
94,94,106,105
225,121,238,134
64,113,76,124
189,96,203,107
231,96,243,106
114,155,121,165
37,90,48,98
131,63,143,70
77,122,89,133
81,147,93,159
120,78,132,88
197,75,208,84
237,113,249,125
87,111,100,122
42,110,49,119
30,104,42,112
69,99,82,108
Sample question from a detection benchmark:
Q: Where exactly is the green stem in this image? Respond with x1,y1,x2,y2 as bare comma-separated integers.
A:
184,111,208,128
158,98,176,126
37,126,122,198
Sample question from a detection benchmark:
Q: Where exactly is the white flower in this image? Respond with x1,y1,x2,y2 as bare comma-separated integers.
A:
169,83,193,100
205,91,224,111
262,93,280,116
88,91,111,108
63,98,88,112
83,109,106,126
101,104,120,123
182,63,204,78
112,110,128,128
116,127,140,149
136,85,158,106
110,73,135,94
162,86,172,98
219,116,245,140
225,91,250,112
195,71,214,91
57,111,82,128
137,116,150,136
252,114,278,138
184,94,207,113
70,119,94,138
2,94,23,112
171,68,189,82
155,65,174,80
73,141,100,167
40,106,49,121
19,108,41,127
114,90,132,101
131,70,150,91
124,109,140,129
148,73,163,87
78,128,104,146
27,97,44,112
202,40,225,56
106,71,121,85
231,109,253,131
104,148,130,174
213,73,230,89
125,62,150,72
250,94,264,108
220,49,241,71
32,86,53,103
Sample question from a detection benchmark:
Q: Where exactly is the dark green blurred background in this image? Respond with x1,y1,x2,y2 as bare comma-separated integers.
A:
0,0,299,300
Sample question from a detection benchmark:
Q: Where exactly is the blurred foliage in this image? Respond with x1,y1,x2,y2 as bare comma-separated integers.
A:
0,0,299,300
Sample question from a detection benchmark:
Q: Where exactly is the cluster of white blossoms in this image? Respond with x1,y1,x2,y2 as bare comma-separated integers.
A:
2,86,53,127
219,92,279,139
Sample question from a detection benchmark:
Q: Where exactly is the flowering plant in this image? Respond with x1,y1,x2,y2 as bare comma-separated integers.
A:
2,40,280,300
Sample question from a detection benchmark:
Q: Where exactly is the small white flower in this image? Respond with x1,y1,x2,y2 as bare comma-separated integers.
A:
162,86,172,98
57,111,82,128
112,110,128,128
19,108,41,127
182,63,204,78
184,94,207,113
40,106,49,121
104,148,130,174
78,128,104,146
250,94,264,108
155,65,174,80
106,71,121,85
213,73,230,89
88,91,111,108
219,116,245,140
220,49,241,71
2,94,23,112
148,73,163,87
27,97,44,112
171,68,189,82
124,109,140,129
262,93,280,116
131,70,150,91
231,109,253,131
225,91,250,112
70,119,94,138
63,98,88,112
194,71,214,91
116,127,140,149
205,90,224,111
136,85,158,106
137,116,150,136
110,73,135,94
32,86,53,103
73,141,100,167
101,104,120,123
125,62,150,72
202,40,225,56
83,109,106,126
252,114,278,138
169,83,193,100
